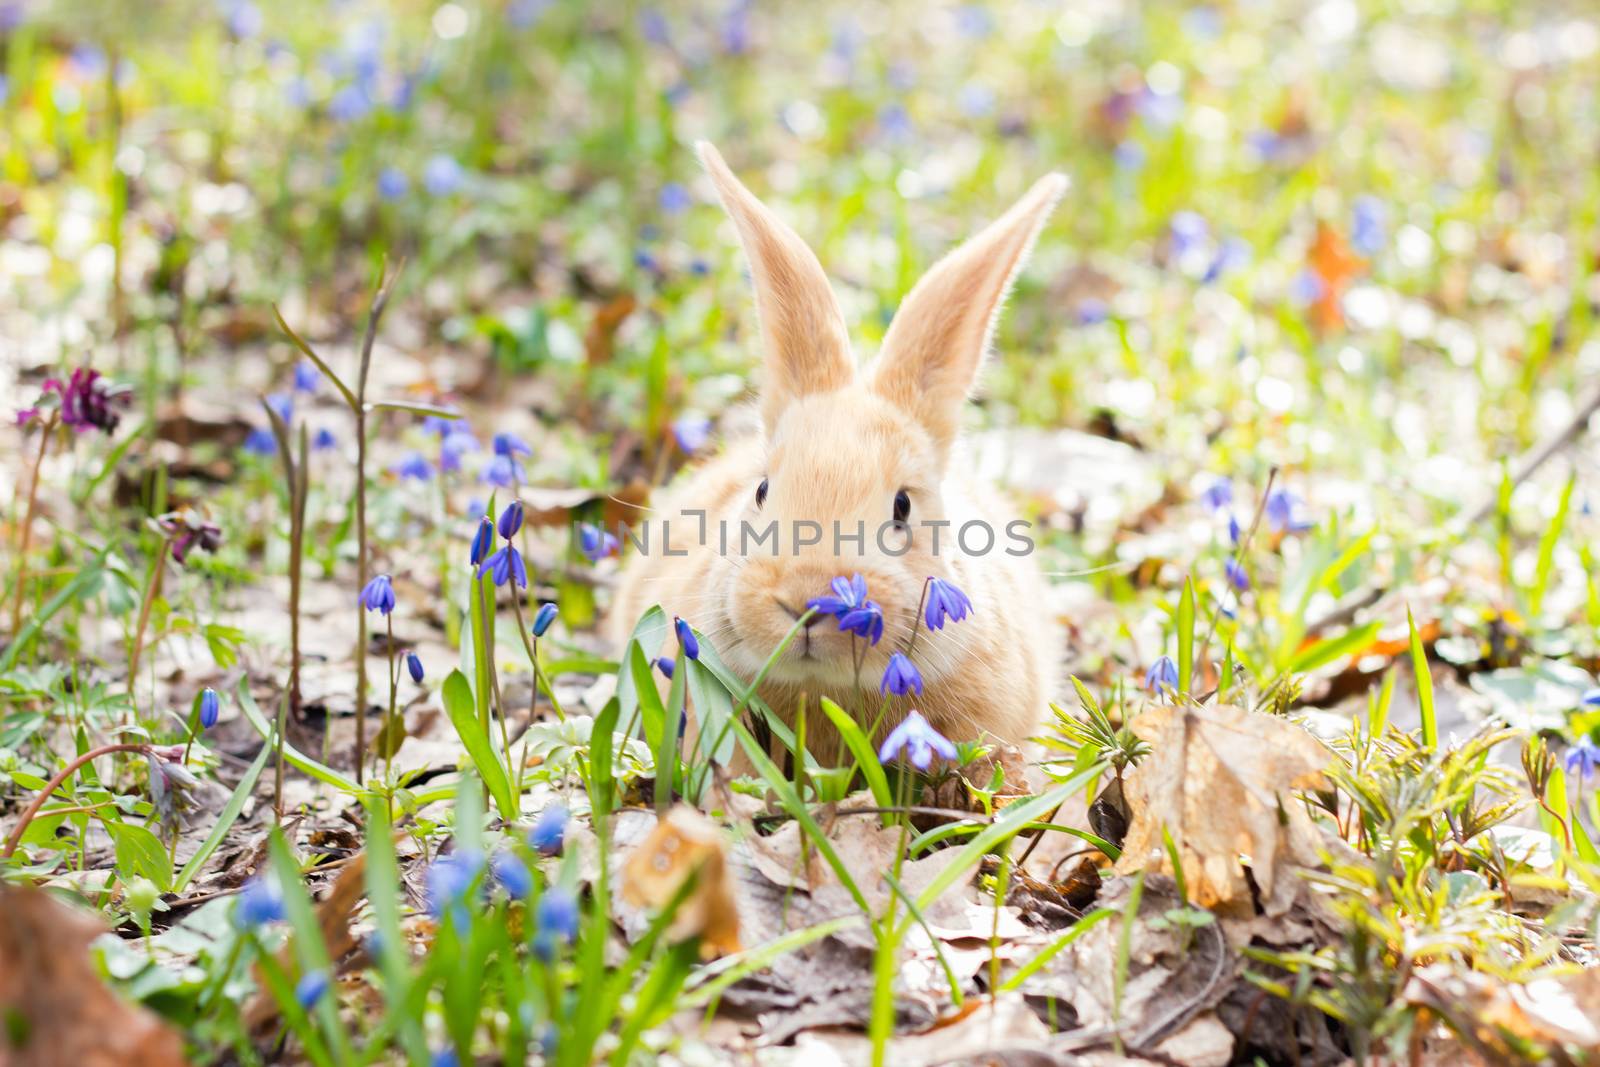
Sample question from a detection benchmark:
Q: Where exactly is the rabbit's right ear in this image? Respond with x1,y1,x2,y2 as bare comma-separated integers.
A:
697,142,855,432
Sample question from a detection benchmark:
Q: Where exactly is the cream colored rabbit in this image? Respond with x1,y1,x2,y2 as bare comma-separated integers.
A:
610,142,1063,760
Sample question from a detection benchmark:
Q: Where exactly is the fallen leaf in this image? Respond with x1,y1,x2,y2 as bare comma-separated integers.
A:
622,806,742,959
0,882,189,1067
1111,704,1331,915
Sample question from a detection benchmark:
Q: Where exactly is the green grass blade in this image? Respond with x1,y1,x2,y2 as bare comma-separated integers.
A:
1530,473,1575,618
236,679,359,792
1406,607,1436,750
1287,620,1380,675
1177,575,1195,695
819,697,893,820
999,906,1116,992
441,669,517,819
173,742,271,893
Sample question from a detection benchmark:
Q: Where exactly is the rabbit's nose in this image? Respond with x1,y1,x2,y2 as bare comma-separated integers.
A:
776,599,820,628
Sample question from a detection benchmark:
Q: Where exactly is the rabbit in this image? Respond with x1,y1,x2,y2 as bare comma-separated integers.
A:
610,141,1064,764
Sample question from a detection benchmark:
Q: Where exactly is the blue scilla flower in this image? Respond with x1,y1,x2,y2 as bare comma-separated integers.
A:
1199,477,1232,513
881,652,924,697
406,652,424,684
328,83,372,122
391,451,433,481
480,453,525,488
235,875,285,928
529,804,569,856
1224,558,1250,592
1582,689,1600,708
359,574,396,614
470,518,495,566
423,154,464,196
244,427,277,456
266,392,295,424
1227,513,1242,545
1169,211,1209,259
480,544,528,589
1202,237,1251,284
1145,655,1178,692
655,656,675,679
426,849,483,921
531,602,559,637
923,577,973,631
1288,269,1325,306
671,415,712,455
675,617,699,660
498,500,524,540
295,968,331,1008
1351,195,1387,257
659,182,692,215
198,687,220,729
491,851,533,899
877,710,957,770
537,885,579,942
377,167,408,200
1075,298,1109,326
493,432,532,457
293,360,320,393
579,523,619,562
431,1049,459,1067
439,430,478,473
313,427,337,451
838,600,885,645
1265,489,1313,534
808,573,868,617
1566,738,1599,782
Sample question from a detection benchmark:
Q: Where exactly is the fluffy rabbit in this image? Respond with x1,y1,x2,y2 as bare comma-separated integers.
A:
611,142,1063,760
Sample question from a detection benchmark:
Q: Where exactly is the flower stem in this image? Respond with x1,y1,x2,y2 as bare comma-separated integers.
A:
9,414,57,637
384,613,398,786
3,743,151,859
127,536,173,707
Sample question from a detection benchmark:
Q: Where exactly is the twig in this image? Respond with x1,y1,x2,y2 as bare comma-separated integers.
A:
9,413,58,636
3,743,151,858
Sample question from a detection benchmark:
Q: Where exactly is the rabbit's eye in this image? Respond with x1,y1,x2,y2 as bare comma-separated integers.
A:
756,478,768,508
893,488,911,525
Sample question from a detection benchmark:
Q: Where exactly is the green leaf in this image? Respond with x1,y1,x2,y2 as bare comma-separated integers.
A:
441,669,518,820
364,399,462,419
273,305,359,412
1530,473,1576,618
0,550,110,671
110,821,173,891
1287,621,1381,675
615,606,670,730
684,656,736,767
173,743,271,893
818,698,893,821
1177,575,1195,694
236,680,359,793
1407,607,1436,750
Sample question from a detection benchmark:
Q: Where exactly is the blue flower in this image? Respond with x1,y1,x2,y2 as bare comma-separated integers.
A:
671,415,712,454
406,652,424,684
313,427,337,451
431,1049,459,1067
638,8,670,46
924,577,974,630
579,523,619,562
529,804,569,855
877,103,913,143
1224,558,1250,592
425,848,483,921
1169,211,1209,259
1565,738,1599,782
222,0,262,38
1265,489,1313,534
655,656,675,679
423,154,464,196
536,885,579,942
293,360,320,393
295,969,330,1009
1351,196,1386,257
838,600,885,645
1227,512,1242,545
235,875,285,928
1075,298,1109,326
877,710,957,770
498,500,524,540
1199,477,1232,513
1288,269,1325,306
470,518,495,566
266,392,295,424
493,432,532,457
439,430,478,473
532,602,559,637
491,851,533,899
1202,237,1251,284
881,652,924,696
808,573,868,617
659,182,692,215
480,453,525,487
377,167,409,200
480,544,528,589
360,574,396,614
1582,689,1600,708
198,687,220,729
391,451,433,481
1145,655,1179,692
328,83,372,122
675,616,699,660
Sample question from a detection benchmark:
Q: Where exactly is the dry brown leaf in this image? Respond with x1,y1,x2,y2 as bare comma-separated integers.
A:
621,806,742,959
1111,704,1331,915
0,883,189,1067
1404,963,1600,1055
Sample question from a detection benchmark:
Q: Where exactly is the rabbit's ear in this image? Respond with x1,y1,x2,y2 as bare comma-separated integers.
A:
698,142,855,430
871,173,1067,453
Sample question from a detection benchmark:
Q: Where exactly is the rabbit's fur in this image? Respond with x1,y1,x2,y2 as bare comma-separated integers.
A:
611,142,1063,761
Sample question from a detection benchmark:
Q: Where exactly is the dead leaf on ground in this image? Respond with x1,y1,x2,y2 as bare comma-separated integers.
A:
0,882,189,1067
1111,704,1331,917
621,806,742,959
1403,963,1600,1056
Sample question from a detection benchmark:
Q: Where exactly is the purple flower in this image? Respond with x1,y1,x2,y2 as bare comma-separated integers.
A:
1566,738,1599,782
426,848,483,921
44,368,131,434
659,182,692,215
1224,558,1250,592
655,656,675,679
1265,489,1313,534
498,500,524,540
494,431,531,456
234,875,285,928
923,577,973,630
1351,196,1386,257
360,574,396,615
1288,269,1325,306
638,8,670,46
470,518,495,566
1227,512,1242,545
877,710,957,769
295,969,330,1008
1145,655,1178,693
675,616,699,660
838,600,885,645
532,602,559,637
1169,211,1209,259
222,0,263,38
881,652,924,697
1075,298,1109,326
328,83,372,122
313,427,338,451
198,687,221,729
529,804,568,855
391,451,433,481
377,167,409,200
439,430,478,472
479,544,528,589
579,523,618,562
1199,477,1232,513
480,453,525,487
1203,237,1251,283
423,154,463,196
292,360,320,393
406,652,424,684
808,573,868,617
877,103,913,143
15,407,38,426
671,415,712,454
243,428,277,455
491,851,533,898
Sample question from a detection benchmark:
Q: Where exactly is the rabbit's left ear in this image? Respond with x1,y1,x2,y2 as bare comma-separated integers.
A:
870,173,1067,453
